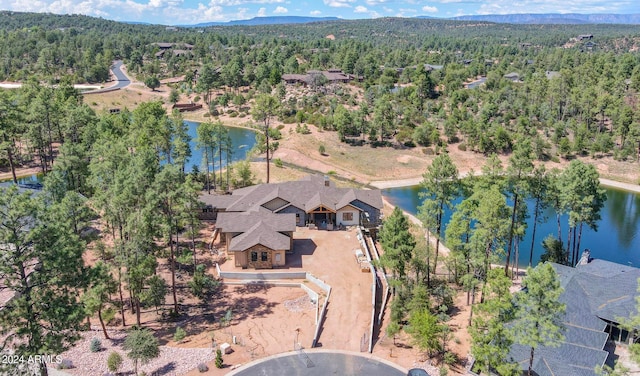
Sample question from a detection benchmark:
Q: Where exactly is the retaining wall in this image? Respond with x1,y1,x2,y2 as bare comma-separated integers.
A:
218,268,331,349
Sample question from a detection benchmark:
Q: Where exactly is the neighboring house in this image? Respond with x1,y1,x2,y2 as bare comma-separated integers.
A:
578,34,594,40
281,69,361,86
282,73,309,85
199,175,383,230
506,254,639,376
151,43,194,59
216,211,296,269
424,64,444,71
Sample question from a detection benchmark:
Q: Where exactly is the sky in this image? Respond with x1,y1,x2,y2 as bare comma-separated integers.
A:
0,0,638,25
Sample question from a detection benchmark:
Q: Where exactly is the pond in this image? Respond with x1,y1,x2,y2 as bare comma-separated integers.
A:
184,121,256,172
382,185,640,268
3,121,257,182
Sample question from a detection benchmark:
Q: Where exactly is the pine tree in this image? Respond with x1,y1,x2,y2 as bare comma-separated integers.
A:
470,269,519,375
379,207,416,282
0,186,87,376
513,263,565,376
418,153,459,286
123,328,160,375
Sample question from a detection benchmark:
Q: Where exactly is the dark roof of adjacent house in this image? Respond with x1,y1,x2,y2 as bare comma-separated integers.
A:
508,258,639,376
216,211,296,252
200,175,383,214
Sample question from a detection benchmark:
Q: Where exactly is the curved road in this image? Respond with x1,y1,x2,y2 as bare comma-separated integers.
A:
84,60,130,94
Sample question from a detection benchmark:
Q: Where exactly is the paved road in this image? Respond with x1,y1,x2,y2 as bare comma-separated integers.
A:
228,350,407,376
84,60,130,94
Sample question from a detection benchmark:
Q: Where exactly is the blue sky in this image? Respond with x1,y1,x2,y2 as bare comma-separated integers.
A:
0,0,638,25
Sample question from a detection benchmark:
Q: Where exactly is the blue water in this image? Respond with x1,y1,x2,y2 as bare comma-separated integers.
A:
1,122,257,180
382,185,640,268
184,121,256,172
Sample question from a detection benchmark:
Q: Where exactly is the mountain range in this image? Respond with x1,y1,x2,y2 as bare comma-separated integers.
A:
178,13,640,27
445,13,640,24
180,16,340,27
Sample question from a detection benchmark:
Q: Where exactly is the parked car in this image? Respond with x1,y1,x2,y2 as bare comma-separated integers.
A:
407,368,429,376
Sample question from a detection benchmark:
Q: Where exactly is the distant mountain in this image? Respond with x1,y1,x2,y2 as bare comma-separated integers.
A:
182,16,341,27
442,13,640,25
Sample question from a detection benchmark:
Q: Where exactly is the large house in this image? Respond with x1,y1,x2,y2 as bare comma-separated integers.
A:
506,254,639,376
282,69,362,86
199,175,384,269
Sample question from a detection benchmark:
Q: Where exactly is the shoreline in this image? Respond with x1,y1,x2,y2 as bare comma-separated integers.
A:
372,176,640,194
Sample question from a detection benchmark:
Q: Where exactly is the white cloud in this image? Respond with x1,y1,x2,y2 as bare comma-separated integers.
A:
422,5,438,13
257,7,266,16
365,0,389,4
473,0,616,15
207,0,284,4
310,10,322,15
354,5,368,13
323,0,355,8
273,6,288,13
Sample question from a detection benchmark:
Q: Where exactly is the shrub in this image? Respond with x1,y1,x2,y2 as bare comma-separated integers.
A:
107,352,123,373
193,96,201,102
444,351,457,365
215,349,223,369
228,111,239,118
90,337,102,353
319,145,326,155
198,363,209,373
276,124,285,130
273,158,283,168
174,326,187,343
457,143,467,151
57,359,74,370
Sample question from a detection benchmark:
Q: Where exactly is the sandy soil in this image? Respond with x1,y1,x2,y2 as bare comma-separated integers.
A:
179,226,373,375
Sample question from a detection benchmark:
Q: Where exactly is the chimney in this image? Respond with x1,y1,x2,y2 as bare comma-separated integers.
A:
578,249,591,266
324,175,330,187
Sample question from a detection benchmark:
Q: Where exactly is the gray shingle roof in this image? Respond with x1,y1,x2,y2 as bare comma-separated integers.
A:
201,175,383,215
229,222,292,252
509,259,640,376
216,211,296,234
216,211,296,252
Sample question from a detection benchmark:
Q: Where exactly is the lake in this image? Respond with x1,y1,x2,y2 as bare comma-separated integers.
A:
5,121,257,182
184,121,256,172
382,185,640,268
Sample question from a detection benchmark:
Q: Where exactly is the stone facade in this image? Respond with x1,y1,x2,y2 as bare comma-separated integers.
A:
245,244,275,269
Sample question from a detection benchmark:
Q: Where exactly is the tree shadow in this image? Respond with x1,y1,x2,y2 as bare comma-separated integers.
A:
150,361,176,375
285,239,317,268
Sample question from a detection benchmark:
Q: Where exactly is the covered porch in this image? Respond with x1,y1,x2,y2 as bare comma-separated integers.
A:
307,205,336,230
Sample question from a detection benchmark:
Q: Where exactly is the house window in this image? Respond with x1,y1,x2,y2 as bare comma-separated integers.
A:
261,252,268,261
250,252,258,262
342,212,353,221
